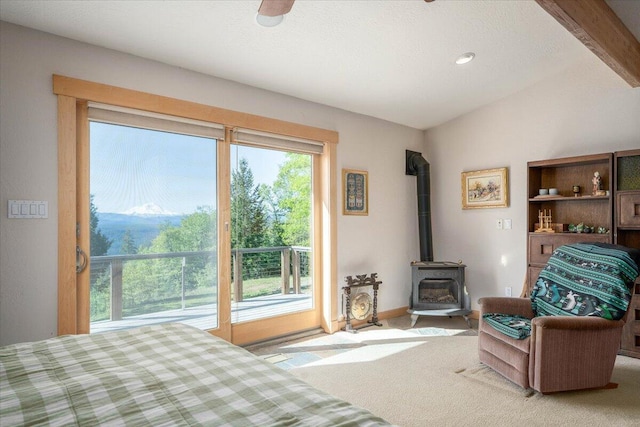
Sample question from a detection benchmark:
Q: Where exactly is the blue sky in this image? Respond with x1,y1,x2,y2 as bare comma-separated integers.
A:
90,122,286,214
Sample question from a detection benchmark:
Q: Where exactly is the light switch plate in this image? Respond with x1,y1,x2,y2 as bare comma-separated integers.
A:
8,200,48,219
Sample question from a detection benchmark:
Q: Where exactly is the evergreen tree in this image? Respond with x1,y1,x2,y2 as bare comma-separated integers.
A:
231,158,267,249
89,194,112,320
120,229,138,254
259,183,285,247
90,194,112,256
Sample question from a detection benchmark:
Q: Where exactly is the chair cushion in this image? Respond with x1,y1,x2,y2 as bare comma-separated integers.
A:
531,243,640,320
482,313,531,340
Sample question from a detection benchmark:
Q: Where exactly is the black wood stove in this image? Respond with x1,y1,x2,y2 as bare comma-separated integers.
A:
409,261,470,327
406,150,471,327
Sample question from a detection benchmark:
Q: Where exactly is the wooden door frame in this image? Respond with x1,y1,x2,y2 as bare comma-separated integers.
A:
54,75,339,343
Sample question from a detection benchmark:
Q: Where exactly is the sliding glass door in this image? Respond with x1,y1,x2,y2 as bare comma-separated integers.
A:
55,76,337,344
84,117,321,343
88,121,218,333
229,144,314,325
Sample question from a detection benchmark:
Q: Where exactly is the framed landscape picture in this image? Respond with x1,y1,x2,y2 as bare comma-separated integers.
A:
461,167,508,209
343,169,368,215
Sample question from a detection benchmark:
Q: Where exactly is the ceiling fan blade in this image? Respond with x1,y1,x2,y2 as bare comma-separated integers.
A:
258,0,295,17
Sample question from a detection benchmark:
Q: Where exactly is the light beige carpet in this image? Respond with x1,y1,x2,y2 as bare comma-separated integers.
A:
268,317,640,427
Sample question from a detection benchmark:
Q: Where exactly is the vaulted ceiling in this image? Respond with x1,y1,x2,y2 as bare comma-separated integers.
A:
1,0,638,130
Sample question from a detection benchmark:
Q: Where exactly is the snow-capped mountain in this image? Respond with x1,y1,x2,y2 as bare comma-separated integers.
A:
122,203,180,216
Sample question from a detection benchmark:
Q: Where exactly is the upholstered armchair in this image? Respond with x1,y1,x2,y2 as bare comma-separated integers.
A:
478,243,640,394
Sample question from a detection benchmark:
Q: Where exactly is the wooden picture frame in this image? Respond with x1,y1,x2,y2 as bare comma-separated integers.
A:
461,167,509,209
343,169,368,215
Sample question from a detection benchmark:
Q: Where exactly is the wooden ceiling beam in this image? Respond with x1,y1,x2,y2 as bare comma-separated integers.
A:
536,0,640,87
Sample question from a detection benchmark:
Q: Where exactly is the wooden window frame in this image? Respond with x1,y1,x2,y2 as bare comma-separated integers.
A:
54,75,340,342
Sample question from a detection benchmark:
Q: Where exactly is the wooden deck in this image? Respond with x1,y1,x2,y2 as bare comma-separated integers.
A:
90,293,313,334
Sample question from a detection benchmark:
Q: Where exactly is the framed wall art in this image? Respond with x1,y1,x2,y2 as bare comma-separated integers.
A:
461,167,509,209
343,169,368,215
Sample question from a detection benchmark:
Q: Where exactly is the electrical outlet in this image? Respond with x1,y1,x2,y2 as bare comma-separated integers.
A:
505,287,512,297
504,219,512,230
496,219,503,229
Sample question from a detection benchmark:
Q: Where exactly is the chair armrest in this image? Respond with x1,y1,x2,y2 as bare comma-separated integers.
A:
532,316,625,331
478,297,534,318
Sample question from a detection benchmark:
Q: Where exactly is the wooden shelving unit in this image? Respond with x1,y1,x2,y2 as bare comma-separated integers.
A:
615,149,640,359
526,153,613,293
525,151,640,359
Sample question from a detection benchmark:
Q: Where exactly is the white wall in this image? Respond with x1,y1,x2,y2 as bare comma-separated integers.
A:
425,56,640,305
0,22,424,346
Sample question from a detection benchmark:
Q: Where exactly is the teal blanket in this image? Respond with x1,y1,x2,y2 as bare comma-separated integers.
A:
531,243,639,320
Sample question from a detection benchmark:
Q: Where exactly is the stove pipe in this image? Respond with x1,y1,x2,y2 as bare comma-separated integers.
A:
406,150,433,262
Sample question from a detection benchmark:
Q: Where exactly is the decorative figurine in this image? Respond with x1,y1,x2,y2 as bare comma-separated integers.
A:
592,172,606,196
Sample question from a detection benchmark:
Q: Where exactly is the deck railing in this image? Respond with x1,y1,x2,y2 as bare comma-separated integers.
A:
231,246,310,302
91,246,311,322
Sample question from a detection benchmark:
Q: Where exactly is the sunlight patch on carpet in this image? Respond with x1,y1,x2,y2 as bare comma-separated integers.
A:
408,327,450,336
262,353,290,364
300,341,426,367
282,327,423,350
408,327,477,337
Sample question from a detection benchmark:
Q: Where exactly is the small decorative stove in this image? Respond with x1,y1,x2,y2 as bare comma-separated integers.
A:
408,261,471,327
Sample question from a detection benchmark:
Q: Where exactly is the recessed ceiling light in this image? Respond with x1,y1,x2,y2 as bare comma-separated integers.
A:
455,52,475,65
256,13,285,27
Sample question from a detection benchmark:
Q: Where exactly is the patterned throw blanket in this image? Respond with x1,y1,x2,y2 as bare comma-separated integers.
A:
483,243,639,340
531,243,639,320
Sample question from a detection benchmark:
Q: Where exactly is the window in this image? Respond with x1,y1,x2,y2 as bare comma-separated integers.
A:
88,119,219,333
230,144,314,324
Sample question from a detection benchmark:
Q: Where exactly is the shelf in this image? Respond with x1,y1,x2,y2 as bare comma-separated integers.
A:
528,195,609,202
528,232,610,236
527,153,611,168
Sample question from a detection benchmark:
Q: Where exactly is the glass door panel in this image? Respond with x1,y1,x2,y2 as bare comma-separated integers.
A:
230,145,314,324
89,122,218,333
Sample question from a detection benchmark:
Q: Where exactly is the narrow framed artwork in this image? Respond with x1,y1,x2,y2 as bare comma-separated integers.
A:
461,167,509,209
343,169,368,215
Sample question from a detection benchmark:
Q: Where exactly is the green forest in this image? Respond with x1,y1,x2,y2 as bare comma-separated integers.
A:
90,154,312,321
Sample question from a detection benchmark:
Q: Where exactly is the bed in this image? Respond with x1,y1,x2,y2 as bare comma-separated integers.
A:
0,323,391,426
